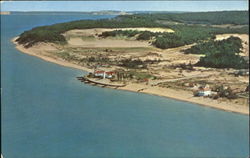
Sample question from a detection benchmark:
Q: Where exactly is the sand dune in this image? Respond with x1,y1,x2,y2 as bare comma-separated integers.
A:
68,38,150,47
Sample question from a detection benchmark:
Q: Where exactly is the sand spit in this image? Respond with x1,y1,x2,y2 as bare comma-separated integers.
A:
12,37,249,115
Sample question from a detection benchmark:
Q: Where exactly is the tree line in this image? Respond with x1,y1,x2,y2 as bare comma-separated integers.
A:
119,11,249,25
185,36,249,69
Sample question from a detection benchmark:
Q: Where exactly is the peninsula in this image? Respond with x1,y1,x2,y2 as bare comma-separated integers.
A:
13,11,249,114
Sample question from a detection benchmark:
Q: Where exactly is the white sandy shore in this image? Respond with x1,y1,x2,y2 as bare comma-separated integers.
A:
12,38,92,73
12,37,249,115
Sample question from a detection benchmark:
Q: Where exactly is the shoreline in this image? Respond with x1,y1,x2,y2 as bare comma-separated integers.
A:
118,85,249,115
12,38,249,115
12,37,92,73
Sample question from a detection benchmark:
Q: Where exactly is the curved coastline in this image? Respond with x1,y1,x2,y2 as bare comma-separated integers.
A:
12,37,249,115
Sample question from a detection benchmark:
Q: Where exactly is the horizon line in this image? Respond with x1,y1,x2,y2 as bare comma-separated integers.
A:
1,9,248,12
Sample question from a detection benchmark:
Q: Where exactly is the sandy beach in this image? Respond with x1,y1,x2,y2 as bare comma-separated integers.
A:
12,37,249,115
118,83,249,115
12,37,92,73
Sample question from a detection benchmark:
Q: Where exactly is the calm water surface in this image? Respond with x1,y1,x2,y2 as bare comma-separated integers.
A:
1,13,249,158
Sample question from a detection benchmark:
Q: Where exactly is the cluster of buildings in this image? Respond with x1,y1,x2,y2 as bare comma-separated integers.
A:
93,70,116,79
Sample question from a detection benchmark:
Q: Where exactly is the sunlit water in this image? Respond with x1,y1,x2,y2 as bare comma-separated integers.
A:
1,13,249,158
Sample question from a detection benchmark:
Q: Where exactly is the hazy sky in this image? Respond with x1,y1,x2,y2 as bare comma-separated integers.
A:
1,1,248,12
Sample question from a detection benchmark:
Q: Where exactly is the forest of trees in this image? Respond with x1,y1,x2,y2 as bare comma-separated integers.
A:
100,30,159,40
16,11,249,48
100,23,248,49
99,30,140,38
153,24,249,49
120,11,249,25
184,36,249,69
153,33,183,48
136,31,154,40
120,59,147,69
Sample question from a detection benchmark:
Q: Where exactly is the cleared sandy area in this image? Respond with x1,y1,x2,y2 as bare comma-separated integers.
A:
215,34,248,41
159,43,201,65
67,38,150,47
64,28,174,47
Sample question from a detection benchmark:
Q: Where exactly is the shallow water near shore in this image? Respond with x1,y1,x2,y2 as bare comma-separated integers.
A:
1,13,249,158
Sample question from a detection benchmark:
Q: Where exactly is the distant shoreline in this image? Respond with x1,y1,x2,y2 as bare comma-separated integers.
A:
0,12,11,15
12,37,249,115
2,11,131,15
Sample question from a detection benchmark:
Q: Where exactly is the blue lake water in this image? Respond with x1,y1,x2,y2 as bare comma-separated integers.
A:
1,13,249,158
